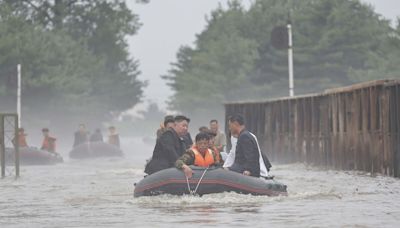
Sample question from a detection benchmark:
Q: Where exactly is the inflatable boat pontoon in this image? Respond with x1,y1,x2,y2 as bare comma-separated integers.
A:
3,147,63,165
134,166,287,197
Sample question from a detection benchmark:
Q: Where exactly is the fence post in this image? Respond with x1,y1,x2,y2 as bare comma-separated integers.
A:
14,114,19,177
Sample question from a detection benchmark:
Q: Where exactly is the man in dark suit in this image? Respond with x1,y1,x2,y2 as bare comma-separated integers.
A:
145,115,190,175
73,124,88,148
227,114,272,177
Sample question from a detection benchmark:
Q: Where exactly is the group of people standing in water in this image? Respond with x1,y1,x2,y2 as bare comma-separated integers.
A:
145,114,272,178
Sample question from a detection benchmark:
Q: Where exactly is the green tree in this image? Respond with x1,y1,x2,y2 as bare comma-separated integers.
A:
0,1,145,130
348,18,400,81
163,1,259,119
164,0,398,120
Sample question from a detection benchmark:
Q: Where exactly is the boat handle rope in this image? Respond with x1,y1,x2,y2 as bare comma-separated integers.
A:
185,167,209,195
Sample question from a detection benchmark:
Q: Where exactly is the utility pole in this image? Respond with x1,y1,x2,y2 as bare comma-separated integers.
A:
17,64,21,127
287,12,294,97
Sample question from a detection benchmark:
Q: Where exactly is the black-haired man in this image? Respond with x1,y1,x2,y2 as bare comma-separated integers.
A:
73,124,88,148
227,114,272,178
156,115,175,139
175,132,221,178
145,115,190,175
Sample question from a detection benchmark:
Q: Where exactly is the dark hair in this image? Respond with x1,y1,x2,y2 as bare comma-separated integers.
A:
174,115,190,123
209,119,218,124
42,128,49,132
95,128,101,133
198,126,208,132
228,114,245,126
108,126,116,130
164,115,175,126
18,128,24,132
195,132,210,142
205,129,217,137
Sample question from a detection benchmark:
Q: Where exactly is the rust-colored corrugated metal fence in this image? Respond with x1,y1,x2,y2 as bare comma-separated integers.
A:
225,80,400,177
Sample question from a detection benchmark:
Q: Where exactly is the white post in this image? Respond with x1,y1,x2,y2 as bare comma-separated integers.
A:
287,23,294,97
17,64,21,127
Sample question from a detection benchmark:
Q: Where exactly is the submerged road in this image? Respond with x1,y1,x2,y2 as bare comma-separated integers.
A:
1,137,399,227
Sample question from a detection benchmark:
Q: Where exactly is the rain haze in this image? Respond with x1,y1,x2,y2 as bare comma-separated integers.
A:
1,1,400,228
128,0,400,111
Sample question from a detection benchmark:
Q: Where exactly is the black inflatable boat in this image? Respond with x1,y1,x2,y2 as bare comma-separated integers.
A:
3,147,63,165
69,142,123,159
134,166,287,197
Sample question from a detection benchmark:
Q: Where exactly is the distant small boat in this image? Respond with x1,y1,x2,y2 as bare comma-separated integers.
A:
69,141,123,159
3,147,63,165
134,166,287,197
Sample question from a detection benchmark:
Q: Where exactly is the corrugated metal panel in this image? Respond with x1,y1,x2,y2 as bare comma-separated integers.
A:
225,80,400,177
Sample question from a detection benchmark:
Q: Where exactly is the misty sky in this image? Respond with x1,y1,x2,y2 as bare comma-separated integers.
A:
127,0,400,111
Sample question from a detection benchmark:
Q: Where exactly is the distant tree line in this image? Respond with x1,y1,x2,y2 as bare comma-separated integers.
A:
164,0,400,119
0,0,146,129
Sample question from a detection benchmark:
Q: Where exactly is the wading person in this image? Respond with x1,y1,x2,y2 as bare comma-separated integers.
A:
209,119,226,153
175,132,221,178
41,128,57,154
108,126,120,148
145,115,190,175
226,114,271,178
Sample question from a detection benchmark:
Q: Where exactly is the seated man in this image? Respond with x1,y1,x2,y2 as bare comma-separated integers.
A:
41,128,57,154
90,128,103,142
145,115,190,175
205,130,223,163
226,114,272,178
175,132,221,178
13,128,28,148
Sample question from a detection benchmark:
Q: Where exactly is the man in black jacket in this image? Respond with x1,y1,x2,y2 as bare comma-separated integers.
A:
227,114,272,177
145,115,190,175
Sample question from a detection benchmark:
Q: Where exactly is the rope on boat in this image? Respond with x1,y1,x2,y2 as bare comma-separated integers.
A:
185,167,209,195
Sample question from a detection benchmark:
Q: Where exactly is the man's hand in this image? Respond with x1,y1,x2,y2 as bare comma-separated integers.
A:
182,165,193,178
243,170,251,176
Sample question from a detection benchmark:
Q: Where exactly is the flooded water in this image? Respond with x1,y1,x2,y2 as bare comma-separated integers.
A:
1,137,400,227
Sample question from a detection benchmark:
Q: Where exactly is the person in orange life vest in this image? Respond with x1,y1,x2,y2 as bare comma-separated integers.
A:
198,126,222,162
14,128,29,147
175,132,221,178
41,128,57,153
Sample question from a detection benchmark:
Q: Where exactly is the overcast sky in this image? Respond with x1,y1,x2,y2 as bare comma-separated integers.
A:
127,0,400,111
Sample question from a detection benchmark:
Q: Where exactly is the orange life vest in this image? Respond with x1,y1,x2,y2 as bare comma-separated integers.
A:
192,146,215,167
42,136,56,153
18,133,28,147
